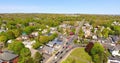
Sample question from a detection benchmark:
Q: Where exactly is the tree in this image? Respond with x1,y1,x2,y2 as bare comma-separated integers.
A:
39,36,50,44
90,42,108,63
32,41,42,49
49,33,58,41
6,30,15,39
19,56,33,63
19,48,32,63
20,48,31,57
33,52,43,63
12,29,22,38
111,26,120,35
8,41,25,54
102,28,109,38
0,35,7,43
102,52,108,63
92,54,101,63
90,42,104,55
23,26,36,35
109,30,114,35
0,35,7,48
78,29,84,38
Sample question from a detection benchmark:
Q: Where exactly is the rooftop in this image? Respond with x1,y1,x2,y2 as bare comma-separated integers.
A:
0,51,18,61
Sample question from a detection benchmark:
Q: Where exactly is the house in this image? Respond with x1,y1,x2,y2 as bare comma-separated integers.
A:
42,29,48,34
53,42,62,50
0,22,8,33
97,37,106,43
0,26,6,33
108,56,120,63
82,23,93,38
0,50,18,63
112,21,120,26
92,35,97,40
84,30,91,38
16,37,22,41
50,27,57,33
42,46,54,55
69,32,74,35
111,45,120,56
7,40,13,44
42,37,63,55
31,32,39,37
50,27,57,31
47,38,63,49
110,35,120,43
59,24,67,28
29,22,36,26
105,37,113,43
52,38,63,50
21,32,29,40
104,44,120,63
112,50,120,56
47,42,54,47
21,35,29,40
23,40,36,49
16,24,22,28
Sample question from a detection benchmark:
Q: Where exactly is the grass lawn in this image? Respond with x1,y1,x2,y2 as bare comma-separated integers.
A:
62,47,93,63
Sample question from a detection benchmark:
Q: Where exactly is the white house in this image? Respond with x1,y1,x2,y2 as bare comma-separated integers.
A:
50,27,57,33
31,32,39,37
7,40,13,43
92,35,97,40
112,50,120,56
23,40,36,49
42,29,48,34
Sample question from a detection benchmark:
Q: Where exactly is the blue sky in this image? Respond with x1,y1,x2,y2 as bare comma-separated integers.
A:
0,0,120,14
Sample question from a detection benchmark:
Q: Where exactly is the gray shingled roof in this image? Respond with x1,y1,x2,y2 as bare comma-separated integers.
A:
0,52,18,61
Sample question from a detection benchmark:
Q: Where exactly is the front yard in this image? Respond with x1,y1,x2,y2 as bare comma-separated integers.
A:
62,48,93,63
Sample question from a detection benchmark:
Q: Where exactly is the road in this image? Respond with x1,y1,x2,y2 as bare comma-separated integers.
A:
49,20,85,63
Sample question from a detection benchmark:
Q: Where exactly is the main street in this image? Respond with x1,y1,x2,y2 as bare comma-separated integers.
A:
49,20,84,63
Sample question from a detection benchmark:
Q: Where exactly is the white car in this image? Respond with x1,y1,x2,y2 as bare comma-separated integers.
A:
54,56,57,59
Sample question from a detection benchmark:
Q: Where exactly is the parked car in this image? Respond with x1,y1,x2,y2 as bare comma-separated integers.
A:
54,56,57,59
55,52,60,56
60,56,62,59
60,51,63,54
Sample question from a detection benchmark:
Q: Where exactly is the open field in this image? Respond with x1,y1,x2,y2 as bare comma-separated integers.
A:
62,48,93,63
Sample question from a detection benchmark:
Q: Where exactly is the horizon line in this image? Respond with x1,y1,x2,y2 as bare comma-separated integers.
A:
0,12,120,16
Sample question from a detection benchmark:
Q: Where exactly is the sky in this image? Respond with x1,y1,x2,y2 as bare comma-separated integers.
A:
0,0,120,14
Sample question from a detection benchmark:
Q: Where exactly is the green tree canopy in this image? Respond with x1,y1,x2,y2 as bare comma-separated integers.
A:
102,28,109,38
8,41,25,54
90,42,104,55
20,48,31,57
6,30,15,39
23,26,36,35
0,35,7,43
90,42,107,63
19,56,33,63
111,25,120,35
33,52,43,63
12,29,22,38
